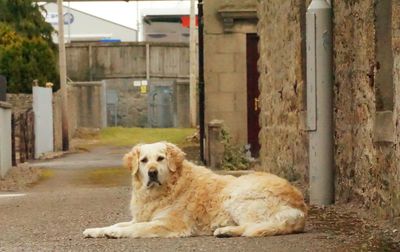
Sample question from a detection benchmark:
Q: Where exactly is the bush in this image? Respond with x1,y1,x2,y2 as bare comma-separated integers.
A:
0,0,58,93
220,128,250,170
0,23,59,93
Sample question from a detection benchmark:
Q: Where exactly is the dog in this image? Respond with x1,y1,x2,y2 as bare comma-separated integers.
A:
83,142,307,238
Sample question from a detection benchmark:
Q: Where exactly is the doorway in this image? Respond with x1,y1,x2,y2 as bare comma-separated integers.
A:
246,33,261,157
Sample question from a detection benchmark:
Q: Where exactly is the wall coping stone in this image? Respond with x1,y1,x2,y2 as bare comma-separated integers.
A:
0,101,11,109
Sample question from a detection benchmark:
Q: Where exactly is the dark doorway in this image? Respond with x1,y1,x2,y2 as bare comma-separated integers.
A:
246,33,261,157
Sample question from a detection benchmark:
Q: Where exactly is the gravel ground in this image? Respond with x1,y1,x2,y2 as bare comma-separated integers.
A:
0,147,399,252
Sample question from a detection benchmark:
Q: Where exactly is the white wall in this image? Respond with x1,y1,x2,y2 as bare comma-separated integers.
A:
43,3,138,42
0,102,12,178
33,87,54,159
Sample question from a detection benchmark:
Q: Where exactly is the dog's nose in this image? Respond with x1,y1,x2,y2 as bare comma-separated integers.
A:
148,170,158,179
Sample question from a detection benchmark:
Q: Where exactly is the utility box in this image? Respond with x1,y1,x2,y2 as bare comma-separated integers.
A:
0,75,6,102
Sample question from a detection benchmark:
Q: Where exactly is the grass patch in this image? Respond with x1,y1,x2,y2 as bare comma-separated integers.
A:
98,127,196,147
39,169,55,181
85,167,130,187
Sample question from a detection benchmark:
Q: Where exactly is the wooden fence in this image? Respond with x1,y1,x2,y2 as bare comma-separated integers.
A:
11,109,35,165
66,42,190,81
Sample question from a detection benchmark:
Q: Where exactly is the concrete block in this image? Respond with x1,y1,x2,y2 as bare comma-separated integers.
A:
33,87,54,158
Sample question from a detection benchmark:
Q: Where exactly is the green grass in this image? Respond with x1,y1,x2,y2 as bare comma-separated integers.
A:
98,127,196,147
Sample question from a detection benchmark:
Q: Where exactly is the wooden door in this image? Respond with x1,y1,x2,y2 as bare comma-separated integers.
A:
246,33,261,157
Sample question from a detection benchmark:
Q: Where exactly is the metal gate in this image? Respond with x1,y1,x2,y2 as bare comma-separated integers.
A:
147,81,174,128
106,89,119,126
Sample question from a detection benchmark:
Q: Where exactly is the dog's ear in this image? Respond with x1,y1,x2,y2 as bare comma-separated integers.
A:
166,143,186,172
123,145,141,174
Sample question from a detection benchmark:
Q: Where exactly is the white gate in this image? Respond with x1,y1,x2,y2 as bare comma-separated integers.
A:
33,87,54,158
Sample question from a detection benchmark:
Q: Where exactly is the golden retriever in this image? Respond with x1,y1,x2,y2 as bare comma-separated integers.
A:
83,142,307,238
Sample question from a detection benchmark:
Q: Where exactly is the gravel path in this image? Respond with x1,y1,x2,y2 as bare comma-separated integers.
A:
0,147,398,251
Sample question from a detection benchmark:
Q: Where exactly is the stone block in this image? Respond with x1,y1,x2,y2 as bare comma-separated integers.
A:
216,34,246,53
205,73,220,93
373,111,395,143
207,119,225,169
206,53,235,73
206,92,235,112
219,73,246,92
234,53,246,73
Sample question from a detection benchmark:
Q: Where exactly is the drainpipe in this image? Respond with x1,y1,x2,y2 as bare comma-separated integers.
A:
198,0,205,163
306,0,334,205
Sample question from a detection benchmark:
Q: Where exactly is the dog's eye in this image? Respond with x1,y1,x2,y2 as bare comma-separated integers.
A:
140,157,148,163
157,156,165,162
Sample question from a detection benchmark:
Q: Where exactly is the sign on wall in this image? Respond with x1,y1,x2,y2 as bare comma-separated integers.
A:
45,12,74,25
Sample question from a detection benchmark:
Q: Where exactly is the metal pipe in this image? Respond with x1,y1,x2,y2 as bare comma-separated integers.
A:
146,43,150,80
198,0,205,163
306,0,334,205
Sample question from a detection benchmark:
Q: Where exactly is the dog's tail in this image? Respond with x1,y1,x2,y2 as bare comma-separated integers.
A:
242,207,306,237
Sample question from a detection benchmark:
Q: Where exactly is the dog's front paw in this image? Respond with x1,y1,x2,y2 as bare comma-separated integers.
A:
83,228,106,238
104,228,130,239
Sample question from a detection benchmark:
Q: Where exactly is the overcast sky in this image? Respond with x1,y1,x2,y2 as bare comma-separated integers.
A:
61,1,194,29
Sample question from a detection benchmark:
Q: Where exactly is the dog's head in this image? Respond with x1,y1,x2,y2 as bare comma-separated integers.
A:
123,142,186,189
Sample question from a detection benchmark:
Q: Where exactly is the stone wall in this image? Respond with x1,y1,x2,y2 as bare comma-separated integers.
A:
204,0,257,147
257,0,400,221
104,79,148,127
256,0,309,182
6,94,33,115
333,0,399,221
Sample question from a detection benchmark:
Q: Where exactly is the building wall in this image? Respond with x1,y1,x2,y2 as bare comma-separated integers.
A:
257,0,400,220
44,3,137,42
204,0,257,146
144,21,190,43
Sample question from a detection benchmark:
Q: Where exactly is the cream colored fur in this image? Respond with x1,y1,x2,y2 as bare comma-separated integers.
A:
83,142,307,239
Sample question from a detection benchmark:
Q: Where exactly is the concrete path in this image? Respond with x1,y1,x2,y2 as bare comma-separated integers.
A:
0,147,397,251
30,146,130,169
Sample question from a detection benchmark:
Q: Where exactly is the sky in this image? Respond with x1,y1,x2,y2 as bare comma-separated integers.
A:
60,1,194,29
